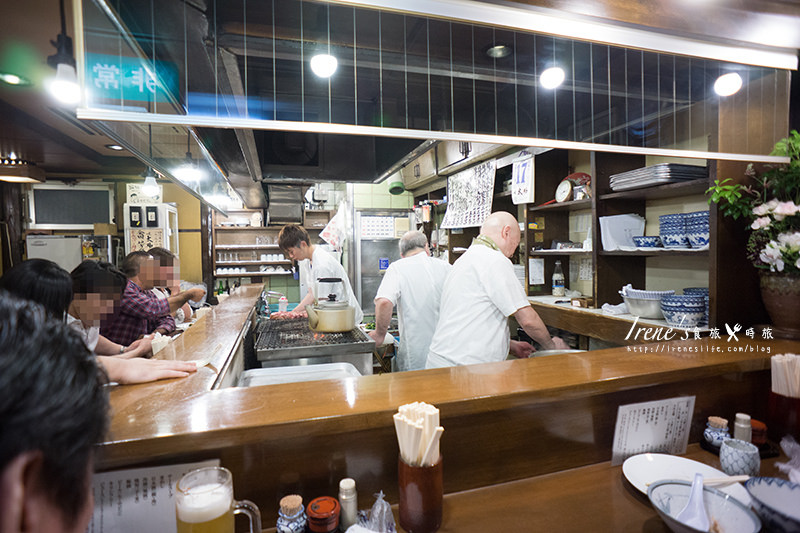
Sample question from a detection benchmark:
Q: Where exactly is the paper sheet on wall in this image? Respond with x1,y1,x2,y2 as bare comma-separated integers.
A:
441,160,495,228
611,396,695,465
528,257,545,285
85,459,219,533
129,228,164,252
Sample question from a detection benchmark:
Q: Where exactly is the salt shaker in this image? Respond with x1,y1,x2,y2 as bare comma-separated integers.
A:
339,478,357,532
277,494,307,533
733,412,752,442
279,296,289,313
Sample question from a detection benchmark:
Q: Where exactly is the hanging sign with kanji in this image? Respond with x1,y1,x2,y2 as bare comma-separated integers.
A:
85,53,178,104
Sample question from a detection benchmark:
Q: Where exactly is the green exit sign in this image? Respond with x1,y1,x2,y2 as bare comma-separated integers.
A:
85,53,178,104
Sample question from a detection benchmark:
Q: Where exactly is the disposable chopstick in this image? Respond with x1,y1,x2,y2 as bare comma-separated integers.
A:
645,475,750,487
394,402,444,466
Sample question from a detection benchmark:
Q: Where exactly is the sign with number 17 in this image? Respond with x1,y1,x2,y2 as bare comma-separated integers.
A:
512,153,535,205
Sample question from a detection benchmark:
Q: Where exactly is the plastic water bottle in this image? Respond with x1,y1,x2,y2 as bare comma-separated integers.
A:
552,260,565,297
279,296,288,313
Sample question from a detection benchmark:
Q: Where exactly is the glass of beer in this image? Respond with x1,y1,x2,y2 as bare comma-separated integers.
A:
176,466,261,533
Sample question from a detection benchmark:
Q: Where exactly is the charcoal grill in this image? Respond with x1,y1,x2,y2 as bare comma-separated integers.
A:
255,318,374,375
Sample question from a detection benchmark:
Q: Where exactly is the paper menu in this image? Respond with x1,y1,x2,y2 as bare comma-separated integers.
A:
85,459,218,533
528,258,545,285
611,396,695,466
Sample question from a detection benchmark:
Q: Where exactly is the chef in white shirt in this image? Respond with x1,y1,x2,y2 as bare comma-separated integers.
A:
370,230,452,371
426,211,569,368
278,224,364,324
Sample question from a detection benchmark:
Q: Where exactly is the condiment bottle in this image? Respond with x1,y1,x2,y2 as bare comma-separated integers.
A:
552,260,565,297
307,496,340,533
338,478,357,532
279,296,289,313
703,416,730,448
734,412,752,442
277,494,307,533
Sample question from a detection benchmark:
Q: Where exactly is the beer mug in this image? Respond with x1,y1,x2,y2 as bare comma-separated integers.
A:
176,466,261,533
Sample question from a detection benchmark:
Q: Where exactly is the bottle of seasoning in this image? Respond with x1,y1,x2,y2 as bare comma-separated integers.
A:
277,494,307,533
279,296,289,313
338,478,357,532
307,496,340,533
552,260,565,297
703,416,730,448
734,412,752,442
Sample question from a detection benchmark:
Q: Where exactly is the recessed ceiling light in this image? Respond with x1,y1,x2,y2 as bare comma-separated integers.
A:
485,44,512,59
310,54,338,78
105,144,124,151
0,72,31,86
714,72,743,97
540,67,565,89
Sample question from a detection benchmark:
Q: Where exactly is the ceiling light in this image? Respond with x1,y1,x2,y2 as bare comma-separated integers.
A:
0,160,45,183
540,67,565,89
0,72,31,86
173,132,203,182
310,54,338,78
714,72,743,96
141,167,160,197
46,0,80,106
105,144,124,151
485,44,512,59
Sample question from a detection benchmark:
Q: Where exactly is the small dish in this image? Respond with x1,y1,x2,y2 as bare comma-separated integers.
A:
633,236,663,248
744,477,800,533
648,479,761,533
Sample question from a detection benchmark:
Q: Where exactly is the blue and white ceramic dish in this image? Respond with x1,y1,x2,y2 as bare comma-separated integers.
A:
633,236,664,248
744,477,800,533
683,287,709,296
660,296,705,327
621,286,675,300
648,479,761,533
703,424,730,448
661,295,706,306
661,232,690,248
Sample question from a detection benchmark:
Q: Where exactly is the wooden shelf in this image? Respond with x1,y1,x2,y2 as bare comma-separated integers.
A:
214,244,280,250
215,260,290,266
598,179,709,201
214,226,271,231
528,199,592,212
214,271,292,278
530,249,592,256
599,248,709,257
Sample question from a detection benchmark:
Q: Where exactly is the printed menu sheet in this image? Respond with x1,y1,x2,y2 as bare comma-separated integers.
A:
611,396,695,465
85,459,218,533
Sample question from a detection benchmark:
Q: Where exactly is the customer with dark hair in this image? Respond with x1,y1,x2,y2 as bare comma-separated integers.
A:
148,246,193,324
101,251,205,345
0,259,197,384
277,224,363,323
0,294,108,532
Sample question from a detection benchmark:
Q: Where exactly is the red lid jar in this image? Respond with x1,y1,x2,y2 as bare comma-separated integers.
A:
307,496,341,533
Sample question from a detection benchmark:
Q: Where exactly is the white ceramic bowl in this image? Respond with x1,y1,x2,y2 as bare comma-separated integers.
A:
623,296,664,319
648,479,761,533
744,477,800,533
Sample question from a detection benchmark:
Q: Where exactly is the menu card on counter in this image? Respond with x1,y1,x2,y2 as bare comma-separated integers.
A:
611,396,695,465
85,459,218,533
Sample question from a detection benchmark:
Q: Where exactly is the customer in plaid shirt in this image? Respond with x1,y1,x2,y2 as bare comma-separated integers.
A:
101,251,204,346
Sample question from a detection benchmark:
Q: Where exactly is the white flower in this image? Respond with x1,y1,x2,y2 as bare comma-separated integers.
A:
760,241,786,272
778,231,800,249
751,216,771,230
753,204,772,216
775,201,800,217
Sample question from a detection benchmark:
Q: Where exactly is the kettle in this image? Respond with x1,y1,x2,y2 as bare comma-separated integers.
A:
305,278,356,332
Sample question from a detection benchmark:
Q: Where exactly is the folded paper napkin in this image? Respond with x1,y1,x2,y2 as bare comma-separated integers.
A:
776,436,800,484
602,302,628,315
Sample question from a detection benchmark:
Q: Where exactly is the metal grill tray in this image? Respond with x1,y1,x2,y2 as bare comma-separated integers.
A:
255,318,374,360
610,164,707,191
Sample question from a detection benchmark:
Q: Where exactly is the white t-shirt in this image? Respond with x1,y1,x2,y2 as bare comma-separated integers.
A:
299,246,364,324
426,245,529,368
375,252,452,372
151,287,186,324
66,313,100,352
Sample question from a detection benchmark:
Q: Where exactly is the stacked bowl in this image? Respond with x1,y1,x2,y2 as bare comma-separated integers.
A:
619,285,675,319
659,213,688,248
661,294,706,327
685,210,710,248
683,287,709,325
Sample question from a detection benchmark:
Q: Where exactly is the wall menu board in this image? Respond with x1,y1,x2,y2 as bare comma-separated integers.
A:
129,228,164,251
28,184,115,229
441,160,496,229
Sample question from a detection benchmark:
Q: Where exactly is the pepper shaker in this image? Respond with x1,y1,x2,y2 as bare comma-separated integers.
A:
733,412,752,442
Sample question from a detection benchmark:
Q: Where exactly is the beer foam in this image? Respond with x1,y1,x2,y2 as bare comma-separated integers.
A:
176,484,231,523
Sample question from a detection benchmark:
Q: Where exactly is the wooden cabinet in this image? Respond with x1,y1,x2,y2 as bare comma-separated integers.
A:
212,209,292,281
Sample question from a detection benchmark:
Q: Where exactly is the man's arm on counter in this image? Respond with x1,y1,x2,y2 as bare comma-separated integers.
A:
369,297,394,344
514,305,569,352
167,287,206,313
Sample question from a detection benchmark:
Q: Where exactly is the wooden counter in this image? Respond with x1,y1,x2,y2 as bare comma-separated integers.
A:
100,287,799,526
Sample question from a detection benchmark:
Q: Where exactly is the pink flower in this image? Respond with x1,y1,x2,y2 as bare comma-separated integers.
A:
751,217,771,230
773,201,800,221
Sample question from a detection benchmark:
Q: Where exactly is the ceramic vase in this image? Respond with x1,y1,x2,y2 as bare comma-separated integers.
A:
760,272,800,337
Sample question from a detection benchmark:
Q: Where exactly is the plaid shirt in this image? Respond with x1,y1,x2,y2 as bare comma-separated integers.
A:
100,280,175,346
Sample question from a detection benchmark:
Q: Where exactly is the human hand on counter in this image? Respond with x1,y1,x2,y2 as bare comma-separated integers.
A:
510,340,534,358
551,336,570,350
100,357,198,385
368,330,387,345
124,336,153,359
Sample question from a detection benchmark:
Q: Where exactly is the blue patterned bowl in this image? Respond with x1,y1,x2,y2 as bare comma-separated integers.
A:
683,287,709,296
633,236,663,248
661,233,689,248
660,304,704,327
659,213,687,224
662,295,706,306
648,479,761,533
744,477,800,533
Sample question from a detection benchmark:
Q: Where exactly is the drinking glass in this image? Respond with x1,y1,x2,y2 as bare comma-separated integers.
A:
175,466,261,533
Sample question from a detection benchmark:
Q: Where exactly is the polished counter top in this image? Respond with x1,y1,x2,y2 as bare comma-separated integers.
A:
100,285,798,469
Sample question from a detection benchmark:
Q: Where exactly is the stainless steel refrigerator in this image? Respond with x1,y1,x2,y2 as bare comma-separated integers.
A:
354,210,414,315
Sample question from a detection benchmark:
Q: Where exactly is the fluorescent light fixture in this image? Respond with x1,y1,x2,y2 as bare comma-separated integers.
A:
202,193,232,210
0,72,31,86
540,67,565,89
485,44,512,59
141,168,160,197
105,144,124,151
714,72,743,96
310,54,338,78
0,160,45,183
47,63,80,105
173,159,203,182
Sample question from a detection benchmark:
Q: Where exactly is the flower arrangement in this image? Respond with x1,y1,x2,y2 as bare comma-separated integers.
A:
707,130,800,274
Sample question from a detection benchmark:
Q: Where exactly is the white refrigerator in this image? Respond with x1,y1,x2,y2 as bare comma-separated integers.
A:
25,235,83,272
